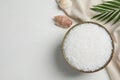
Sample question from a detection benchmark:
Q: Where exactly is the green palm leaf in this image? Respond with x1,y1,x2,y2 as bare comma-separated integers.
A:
100,11,114,21
113,13,120,24
105,10,120,23
91,0,120,24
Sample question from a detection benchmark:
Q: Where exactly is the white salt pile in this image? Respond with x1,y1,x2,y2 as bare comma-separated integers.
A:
63,22,113,72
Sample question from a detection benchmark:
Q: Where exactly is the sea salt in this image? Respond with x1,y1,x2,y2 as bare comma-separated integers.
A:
63,23,113,72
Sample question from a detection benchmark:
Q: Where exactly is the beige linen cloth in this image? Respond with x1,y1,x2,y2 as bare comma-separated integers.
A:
56,0,120,80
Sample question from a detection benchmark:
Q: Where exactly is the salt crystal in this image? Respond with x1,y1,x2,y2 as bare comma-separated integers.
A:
63,22,113,72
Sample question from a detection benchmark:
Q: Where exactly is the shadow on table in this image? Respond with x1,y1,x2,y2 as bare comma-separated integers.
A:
54,44,83,77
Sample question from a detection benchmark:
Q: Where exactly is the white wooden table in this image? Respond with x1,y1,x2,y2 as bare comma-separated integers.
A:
0,0,110,80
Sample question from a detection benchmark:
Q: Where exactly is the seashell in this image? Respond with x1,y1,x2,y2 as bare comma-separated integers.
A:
54,15,72,28
57,0,72,9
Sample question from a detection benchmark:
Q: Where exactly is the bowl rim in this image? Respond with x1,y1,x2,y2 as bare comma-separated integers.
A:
62,21,114,73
